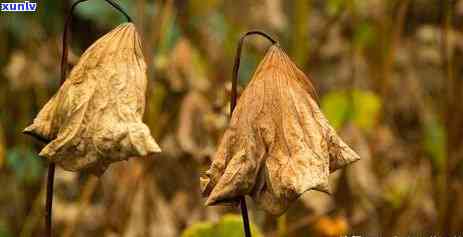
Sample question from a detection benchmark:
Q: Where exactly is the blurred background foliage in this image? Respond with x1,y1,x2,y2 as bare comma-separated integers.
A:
1,0,463,236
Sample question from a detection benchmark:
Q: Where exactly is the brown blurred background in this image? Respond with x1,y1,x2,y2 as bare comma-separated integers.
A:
1,0,463,236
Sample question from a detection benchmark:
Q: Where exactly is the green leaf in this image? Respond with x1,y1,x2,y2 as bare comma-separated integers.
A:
320,90,350,130
181,222,215,237
0,222,11,237
384,183,410,209
353,21,376,49
6,146,44,184
181,214,263,237
352,90,382,131
423,117,446,170
326,0,345,16
215,215,262,237
321,89,382,132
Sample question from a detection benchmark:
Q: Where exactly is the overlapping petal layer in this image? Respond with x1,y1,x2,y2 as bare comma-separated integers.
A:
24,23,161,175
201,45,359,215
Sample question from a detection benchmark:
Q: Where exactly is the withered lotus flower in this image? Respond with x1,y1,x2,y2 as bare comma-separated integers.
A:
24,23,161,175
201,45,360,215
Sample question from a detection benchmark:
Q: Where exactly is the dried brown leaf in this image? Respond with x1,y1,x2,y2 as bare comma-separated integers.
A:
4,51,47,90
177,92,215,161
166,38,210,92
201,45,359,215
123,178,177,237
24,23,161,175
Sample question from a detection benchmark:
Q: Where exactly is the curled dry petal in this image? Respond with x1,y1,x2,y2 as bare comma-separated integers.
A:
24,23,161,175
201,45,359,215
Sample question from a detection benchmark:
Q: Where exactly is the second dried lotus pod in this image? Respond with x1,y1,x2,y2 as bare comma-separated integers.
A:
201,45,360,215
24,23,161,175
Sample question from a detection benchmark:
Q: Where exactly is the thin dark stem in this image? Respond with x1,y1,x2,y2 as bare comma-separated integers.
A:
61,0,131,78
104,0,132,22
239,196,252,237
231,30,277,114
230,30,277,237
440,0,454,234
44,164,55,237
44,1,133,236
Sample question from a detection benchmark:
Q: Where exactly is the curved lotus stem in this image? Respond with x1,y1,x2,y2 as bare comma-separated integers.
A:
61,0,132,81
230,30,277,237
103,0,132,22
44,1,132,236
231,31,277,114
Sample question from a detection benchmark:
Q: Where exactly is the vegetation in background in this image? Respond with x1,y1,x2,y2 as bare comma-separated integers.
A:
1,0,463,236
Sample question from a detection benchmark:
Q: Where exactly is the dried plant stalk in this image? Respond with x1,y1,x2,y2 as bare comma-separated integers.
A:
201,45,360,215
24,23,161,175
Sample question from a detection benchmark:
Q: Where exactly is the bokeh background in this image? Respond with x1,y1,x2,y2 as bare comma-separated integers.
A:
1,0,463,236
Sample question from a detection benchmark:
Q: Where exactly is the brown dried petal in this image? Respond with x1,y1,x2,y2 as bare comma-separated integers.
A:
24,23,161,175
201,45,359,215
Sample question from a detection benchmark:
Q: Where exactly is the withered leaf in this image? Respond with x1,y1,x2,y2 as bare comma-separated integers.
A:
24,23,161,175
177,91,215,161
201,45,360,215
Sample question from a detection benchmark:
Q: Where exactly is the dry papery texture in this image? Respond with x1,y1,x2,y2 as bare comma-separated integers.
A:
24,23,161,175
201,45,360,215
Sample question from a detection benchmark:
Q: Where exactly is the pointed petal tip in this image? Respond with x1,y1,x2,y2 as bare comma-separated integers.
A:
22,125,51,143
330,144,362,172
140,147,162,158
148,141,162,154
205,195,240,207
314,182,331,195
150,144,162,153
203,186,235,207
22,125,32,134
22,124,39,136
204,186,223,206
39,144,57,156
348,149,361,163
205,196,217,206
199,176,209,194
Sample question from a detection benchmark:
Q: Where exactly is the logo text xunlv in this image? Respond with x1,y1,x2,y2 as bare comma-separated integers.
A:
1,1,37,12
